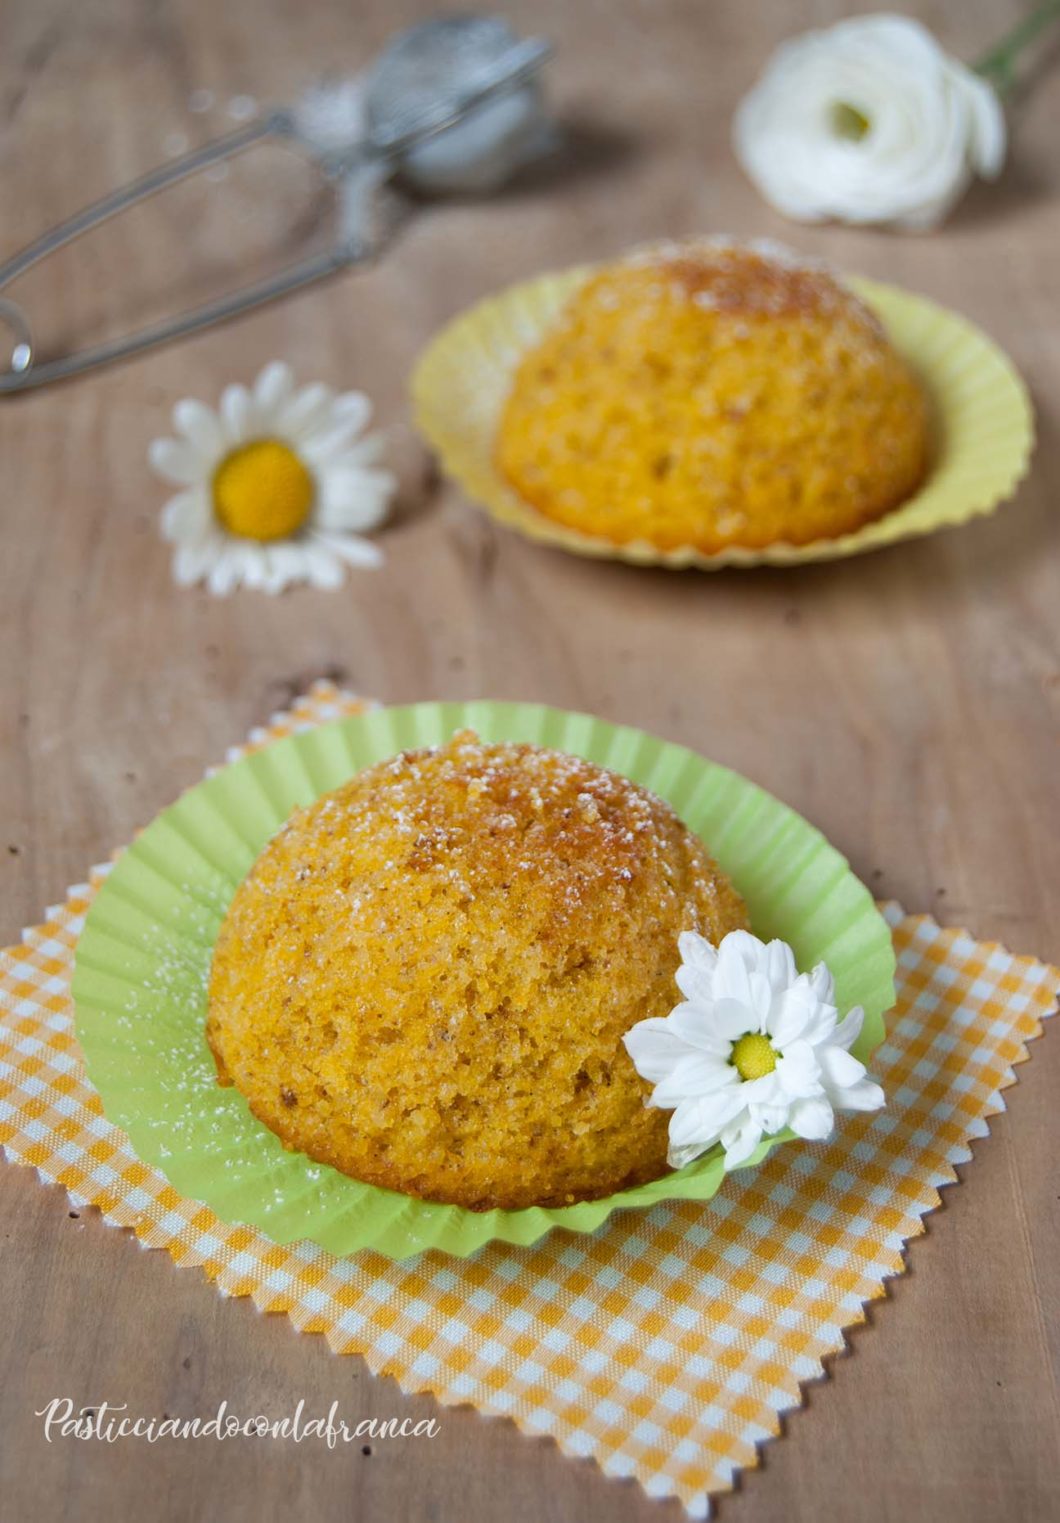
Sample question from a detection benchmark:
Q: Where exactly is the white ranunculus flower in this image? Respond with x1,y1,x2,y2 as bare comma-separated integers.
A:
733,13,1006,230
624,930,885,1172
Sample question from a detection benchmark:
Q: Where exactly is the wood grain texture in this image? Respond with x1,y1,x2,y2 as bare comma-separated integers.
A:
1,1,1058,1519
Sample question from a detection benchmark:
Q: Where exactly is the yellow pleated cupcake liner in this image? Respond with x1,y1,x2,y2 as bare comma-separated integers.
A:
412,266,1034,568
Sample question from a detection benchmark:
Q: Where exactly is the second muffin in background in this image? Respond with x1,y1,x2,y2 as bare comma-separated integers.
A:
496,238,930,553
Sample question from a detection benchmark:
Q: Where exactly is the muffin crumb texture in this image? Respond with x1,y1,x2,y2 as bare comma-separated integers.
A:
207,731,748,1210
496,238,930,552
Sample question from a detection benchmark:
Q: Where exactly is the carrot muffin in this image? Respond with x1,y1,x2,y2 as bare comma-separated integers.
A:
495,238,930,552
207,730,748,1210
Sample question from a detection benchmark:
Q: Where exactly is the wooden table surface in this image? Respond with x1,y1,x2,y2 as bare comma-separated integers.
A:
2,1,1058,1519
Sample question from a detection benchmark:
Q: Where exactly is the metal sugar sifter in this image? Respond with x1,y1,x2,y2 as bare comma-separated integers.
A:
0,15,551,394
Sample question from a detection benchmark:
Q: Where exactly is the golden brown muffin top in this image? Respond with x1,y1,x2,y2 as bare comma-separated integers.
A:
626,237,867,320
496,237,929,553
207,731,748,1210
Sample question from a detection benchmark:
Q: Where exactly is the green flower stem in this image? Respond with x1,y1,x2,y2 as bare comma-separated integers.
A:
974,0,1060,95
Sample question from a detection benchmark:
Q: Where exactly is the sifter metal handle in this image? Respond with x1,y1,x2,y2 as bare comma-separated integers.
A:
0,35,549,394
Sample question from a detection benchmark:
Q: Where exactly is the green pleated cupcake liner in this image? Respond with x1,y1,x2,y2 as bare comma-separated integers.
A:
73,703,895,1260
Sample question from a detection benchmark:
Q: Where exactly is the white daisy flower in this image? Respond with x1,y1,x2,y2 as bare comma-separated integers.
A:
149,362,395,595
624,929,885,1173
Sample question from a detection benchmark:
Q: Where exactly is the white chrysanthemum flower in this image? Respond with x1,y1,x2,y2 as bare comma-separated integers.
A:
624,929,885,1172
149,362,395,595
733,14,1005,230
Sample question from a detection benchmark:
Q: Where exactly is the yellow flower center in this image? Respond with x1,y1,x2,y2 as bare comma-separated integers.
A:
831,102,871,141
731,1032,777,1082
212,439,314,542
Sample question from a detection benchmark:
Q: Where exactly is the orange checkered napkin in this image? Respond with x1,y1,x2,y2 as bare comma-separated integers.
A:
1,684,1056,1516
